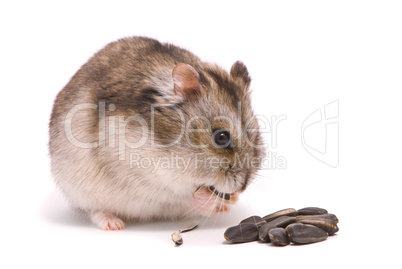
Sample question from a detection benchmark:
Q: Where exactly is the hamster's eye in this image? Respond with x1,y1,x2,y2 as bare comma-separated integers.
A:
213,130,232,148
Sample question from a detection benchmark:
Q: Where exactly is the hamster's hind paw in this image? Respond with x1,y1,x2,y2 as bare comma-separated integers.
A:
90,211,125,231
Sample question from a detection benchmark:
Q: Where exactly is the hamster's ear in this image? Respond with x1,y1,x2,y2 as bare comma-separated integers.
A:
172,63,202,101
230,60,251,86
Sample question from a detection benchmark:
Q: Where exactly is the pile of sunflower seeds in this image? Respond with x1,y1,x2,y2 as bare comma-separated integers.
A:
224,207,339,246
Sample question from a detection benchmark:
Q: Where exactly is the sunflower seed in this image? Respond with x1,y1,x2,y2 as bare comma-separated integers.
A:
286,223,328,244
223,207,339,247
268,228,290,246
224,223,259,243
259,216,296,242
296,214,339,223
297,207,328,215
296,218,339,235
262,208,298,222
208,186,231,200
270,216,297,228
240,215,266,228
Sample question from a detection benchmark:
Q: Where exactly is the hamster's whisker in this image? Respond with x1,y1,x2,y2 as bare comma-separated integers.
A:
181,187,219,221
248,179,268,191
212,198,223,227
202,192,221,226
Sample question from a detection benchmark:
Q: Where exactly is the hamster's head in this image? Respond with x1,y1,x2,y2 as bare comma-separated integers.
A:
168,61,265,214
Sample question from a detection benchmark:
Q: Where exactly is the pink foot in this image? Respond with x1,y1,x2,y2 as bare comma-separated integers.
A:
90,211,125,230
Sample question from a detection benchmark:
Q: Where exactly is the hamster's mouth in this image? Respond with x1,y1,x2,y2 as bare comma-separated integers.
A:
193,185,239,215
208,186,232,201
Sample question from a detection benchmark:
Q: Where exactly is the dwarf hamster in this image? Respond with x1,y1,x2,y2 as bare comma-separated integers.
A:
49,36,264,230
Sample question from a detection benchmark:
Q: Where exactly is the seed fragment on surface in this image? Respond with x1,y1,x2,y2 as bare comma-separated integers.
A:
171,232,183,245
171,223,199,246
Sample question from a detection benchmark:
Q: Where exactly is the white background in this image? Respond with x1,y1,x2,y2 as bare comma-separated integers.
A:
1,1,401,268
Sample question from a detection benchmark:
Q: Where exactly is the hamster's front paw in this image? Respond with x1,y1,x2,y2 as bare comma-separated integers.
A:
90,211,125,230
193,186,238,215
